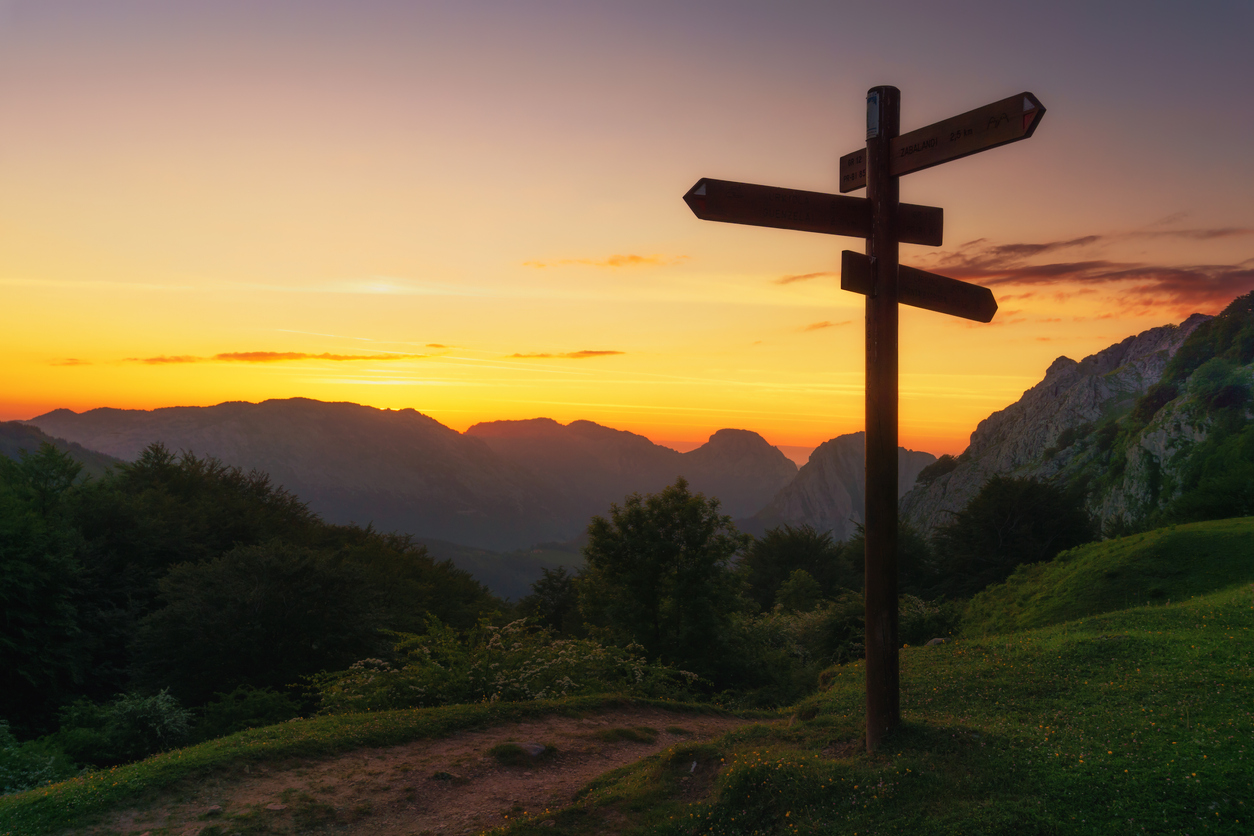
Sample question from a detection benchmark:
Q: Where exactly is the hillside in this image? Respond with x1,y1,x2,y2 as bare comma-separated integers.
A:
962,516,1254,636
901,309,1219,533
6,564,1249,835
0,421,121,479
744,431,935,540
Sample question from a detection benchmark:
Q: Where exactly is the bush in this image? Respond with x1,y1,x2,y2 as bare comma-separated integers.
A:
52,690,191,767
311,616,698,713
193,686,302,742
0,720,76,796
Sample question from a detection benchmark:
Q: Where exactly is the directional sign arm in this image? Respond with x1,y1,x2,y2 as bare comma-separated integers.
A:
684,178,943,246
839,92,1046,191
840,250,997,322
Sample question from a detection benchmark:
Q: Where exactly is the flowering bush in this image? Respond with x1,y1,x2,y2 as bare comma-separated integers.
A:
312,616,698,713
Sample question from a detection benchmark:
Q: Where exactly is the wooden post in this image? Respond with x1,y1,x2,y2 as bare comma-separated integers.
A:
863,85,901,752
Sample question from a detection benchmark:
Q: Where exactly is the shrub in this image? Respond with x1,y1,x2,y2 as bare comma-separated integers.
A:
0,720,76,795
52,690,191,767
193,686,302,742
311,617,698,713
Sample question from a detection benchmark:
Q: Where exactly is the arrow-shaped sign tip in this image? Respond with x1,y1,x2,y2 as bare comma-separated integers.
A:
683,179,708,216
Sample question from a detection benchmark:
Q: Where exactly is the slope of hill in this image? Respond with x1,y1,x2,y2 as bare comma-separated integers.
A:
744,431,935,540
7,584,1249,835
962,516,1254,637
0,421,122,479
901,311,1212,534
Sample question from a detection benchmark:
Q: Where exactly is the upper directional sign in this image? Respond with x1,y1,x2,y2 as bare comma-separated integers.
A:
683,178,944,247
839,250,997,322
839,92,1045,192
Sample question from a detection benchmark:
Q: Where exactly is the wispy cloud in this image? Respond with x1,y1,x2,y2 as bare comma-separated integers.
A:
774,271,837,285
927,231,1254,313
523,254,689,269
50,358,91,366
128,352,426,365
801,320,852,332
509,350,626,359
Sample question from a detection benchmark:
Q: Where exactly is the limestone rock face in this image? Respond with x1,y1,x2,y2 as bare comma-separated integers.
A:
747,432,936,542
900,313,1211,534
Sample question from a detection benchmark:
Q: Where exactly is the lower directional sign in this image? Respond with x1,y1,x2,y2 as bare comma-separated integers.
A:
840,250,997,323
684,178,943,247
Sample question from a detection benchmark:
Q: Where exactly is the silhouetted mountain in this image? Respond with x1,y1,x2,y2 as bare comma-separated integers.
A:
0,420,122,478
743,431,935,541
465,420,796,520
29,399,796,550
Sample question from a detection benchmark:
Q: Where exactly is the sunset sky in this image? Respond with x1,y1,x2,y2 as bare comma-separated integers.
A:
2,0,1252,458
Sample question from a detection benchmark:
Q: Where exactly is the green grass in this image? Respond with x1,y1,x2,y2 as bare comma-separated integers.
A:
491,583,1253,835
962,517,1254,636
0,696,731,836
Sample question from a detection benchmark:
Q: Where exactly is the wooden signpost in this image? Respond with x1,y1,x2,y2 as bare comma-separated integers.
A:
684,86,1045,752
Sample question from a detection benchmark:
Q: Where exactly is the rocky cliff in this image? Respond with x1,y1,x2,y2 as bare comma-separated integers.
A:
900,313,1212,533
744,432,935,541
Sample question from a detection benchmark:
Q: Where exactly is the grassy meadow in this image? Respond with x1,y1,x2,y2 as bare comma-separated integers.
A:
2,520,1250,835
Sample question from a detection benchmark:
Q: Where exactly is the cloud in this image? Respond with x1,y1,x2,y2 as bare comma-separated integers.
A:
523,254,688,269
802,320,852,332
928,234,1254,313
50,358,91,366
426,343,449,349
129,352,426,365
509,350,625,359
774,271,837,285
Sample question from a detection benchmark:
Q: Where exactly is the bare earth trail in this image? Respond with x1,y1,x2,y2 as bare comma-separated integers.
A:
70,707,770,836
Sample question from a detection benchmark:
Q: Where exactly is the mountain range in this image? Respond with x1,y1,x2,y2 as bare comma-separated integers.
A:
18,295,1250,591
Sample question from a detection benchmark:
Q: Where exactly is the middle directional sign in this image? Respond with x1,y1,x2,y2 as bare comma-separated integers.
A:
683,178,944,247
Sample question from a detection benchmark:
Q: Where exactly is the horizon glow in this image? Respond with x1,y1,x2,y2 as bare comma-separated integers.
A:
2,1,1252,457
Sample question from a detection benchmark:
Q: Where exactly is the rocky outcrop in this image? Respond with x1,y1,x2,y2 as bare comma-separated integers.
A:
900,313,1211,534
745,432,935,541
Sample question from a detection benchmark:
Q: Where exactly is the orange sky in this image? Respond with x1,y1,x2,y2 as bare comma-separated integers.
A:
2,2,1252,457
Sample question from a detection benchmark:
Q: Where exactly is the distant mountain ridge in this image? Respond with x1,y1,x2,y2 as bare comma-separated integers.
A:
742,431,935,541
29,399,797,551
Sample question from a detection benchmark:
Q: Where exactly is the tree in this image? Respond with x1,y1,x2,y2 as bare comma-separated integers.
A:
931,475,1096,598
518,566,582,635
577,478,750,683
130,542,386,705
738,524,856,609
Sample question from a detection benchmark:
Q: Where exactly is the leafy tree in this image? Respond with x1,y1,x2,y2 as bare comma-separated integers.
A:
578,478,750,684
739,524,856,609
130,542,386,705
774,569,823,613
931,476,1096,598
517,566,582,635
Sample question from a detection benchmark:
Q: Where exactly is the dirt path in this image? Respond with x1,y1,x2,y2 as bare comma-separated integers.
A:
73,708,768,836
